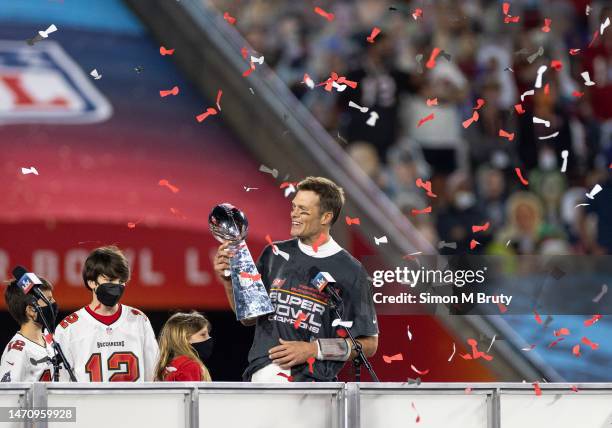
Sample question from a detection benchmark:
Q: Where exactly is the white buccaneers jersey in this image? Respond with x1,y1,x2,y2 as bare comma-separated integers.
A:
0,332,55,382
54,305,159,382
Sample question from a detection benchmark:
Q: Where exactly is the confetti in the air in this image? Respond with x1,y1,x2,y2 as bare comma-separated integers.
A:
560,150,569,172
410,364,429,376
331,319,354,328
314,6,335,22
538,131,559,140
366,27,381,43
472,222,490,233
486,335,496,353
572,344,581,357
195,107,218,122
542,18,552,32
527,46,544,64
426,98,438,106
250,55,264,65
312,233,327,252
411,206,432,216
411,402,421,423
158,179,180,193
407,325,413,340
374,235,388,246
417,113,435,127
534,65,547,88
462,111,479,128
160,86,179,97
533,116,551,128
448,343,456,361
366,111,380,127
383,353,403,363
160,46,175,56
303,74,315,89
127,219,142,229
593,284,608,303
515,167,529,186
601,17,610,35
499,129,515,141
584,314,602,327
514,104,525,115
345,216,361,226
550,60,563,70
548,337,565,348
276,372,294,382
21,167,39,175
307,357,315,374
412,8,423,20
569,48,581,55
581,337,599,350
522,344,537,351
239,271,262,282
534,311,543,324
223,12,236,24
438,241,457,250
469,239,480,250
426,47,441,69
416,178,437,197
533,382,542,396
293,312,307,329
90,69,102,80
259,164,279,178
348,101,369,113
216,89,223,111
553,328,570,337
585,184,603,200
581,71,595,86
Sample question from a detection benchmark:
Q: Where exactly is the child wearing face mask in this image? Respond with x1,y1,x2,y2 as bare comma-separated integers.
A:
0,277,58,382
155,312,213,381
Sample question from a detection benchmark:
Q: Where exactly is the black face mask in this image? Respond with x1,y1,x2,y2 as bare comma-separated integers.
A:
95,283,125,307
191,338,214,364
33,302,59,327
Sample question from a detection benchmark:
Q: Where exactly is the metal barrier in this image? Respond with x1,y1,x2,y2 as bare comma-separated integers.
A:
1,382,611,428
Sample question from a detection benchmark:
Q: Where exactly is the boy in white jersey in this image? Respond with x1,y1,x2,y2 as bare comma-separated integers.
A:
1,277,57,382
54,246,159,382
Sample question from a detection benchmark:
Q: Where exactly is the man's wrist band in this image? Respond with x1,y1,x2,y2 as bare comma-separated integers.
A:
316,338,351,361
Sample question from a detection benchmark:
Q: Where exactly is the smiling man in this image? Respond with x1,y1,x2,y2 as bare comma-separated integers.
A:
214,176,379,381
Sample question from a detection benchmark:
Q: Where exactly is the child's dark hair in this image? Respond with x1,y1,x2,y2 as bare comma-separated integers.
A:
4,277,53,325
82,246,130,291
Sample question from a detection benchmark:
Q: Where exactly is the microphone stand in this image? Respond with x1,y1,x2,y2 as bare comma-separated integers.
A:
32,297,77,382
325,285,379,382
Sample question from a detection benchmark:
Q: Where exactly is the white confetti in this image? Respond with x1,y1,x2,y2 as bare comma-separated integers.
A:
585,184,603,200
38,24,57,38
533,116,551,127
581,71,595,86
90,69,102,80
374,235,388,246
366,111,379,127
348,100,369,113
593,284,608,303
538,131,559,140
448,343,456,362
21,167,39,175
332,319,354,328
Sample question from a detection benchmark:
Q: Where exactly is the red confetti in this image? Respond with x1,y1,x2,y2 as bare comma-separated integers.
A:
336,76,358,89
572,91,584,98
216,89,223,110
569,48,581,55
534,310,543,324
293,312,307,329
502,2,510,15
497,301,508,313
240,47,248,60
584,314,602,326
127,220,141,229
312,233,327,252
411,402,421,423
411,206,432,216
345,216,361,226
514,104,525,115
473,98,486,110
158,179,180,193
544,83,550,95
412,8,423,20
336,329,347,338
588,30,599,48
196,107,218,122
277,372,294,382
572,344,581,357
515,167,529,186
426,47,441,69
159,46,174,56
239,272,262,281
499,129,515,141
554,328,570,336
280,181,298,189
410,365,429,376
462,110,479,128
570,385,579,393
533,382,542,396
417,113,435,127
382,353,403,364
242,64,255,77
504,15,520,23
469,239,480,250
426,98,438,106
472,222,490,233
542,18,552,32
581,337,599,350
223,12,236,24
550,60,563,70
159,86,179,97
548,337,565,348
307,357,315,374
416,178,437,197
366,27,381,43
314,6,334,22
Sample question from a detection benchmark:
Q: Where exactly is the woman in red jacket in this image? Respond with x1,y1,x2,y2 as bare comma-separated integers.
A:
155,312,213,381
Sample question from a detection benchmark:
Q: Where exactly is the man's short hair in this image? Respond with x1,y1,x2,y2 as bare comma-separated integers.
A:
82,246,130,291
5,277,53,326
296,176,345,225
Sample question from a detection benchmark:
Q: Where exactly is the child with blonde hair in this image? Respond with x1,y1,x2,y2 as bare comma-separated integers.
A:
155,312,213,381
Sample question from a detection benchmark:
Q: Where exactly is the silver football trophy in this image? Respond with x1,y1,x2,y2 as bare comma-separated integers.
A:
209,203,274,321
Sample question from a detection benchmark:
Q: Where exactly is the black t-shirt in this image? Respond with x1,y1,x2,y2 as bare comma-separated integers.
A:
243,239,379,381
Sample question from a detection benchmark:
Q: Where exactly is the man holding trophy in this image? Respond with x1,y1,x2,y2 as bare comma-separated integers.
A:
212,176,378,382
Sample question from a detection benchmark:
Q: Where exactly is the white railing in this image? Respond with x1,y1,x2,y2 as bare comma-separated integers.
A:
2,382,612,428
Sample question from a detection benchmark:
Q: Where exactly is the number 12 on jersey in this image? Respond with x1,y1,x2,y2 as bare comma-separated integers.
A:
85,352,140,382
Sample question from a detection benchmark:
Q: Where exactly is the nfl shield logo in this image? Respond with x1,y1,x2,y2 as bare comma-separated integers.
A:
0,40,112,124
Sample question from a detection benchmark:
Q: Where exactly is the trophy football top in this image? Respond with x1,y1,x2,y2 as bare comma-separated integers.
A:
208,203,249,242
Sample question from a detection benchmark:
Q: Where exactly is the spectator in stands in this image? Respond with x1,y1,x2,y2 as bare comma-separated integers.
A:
497,192,545,255
156,312,213,381
347,141,394,196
